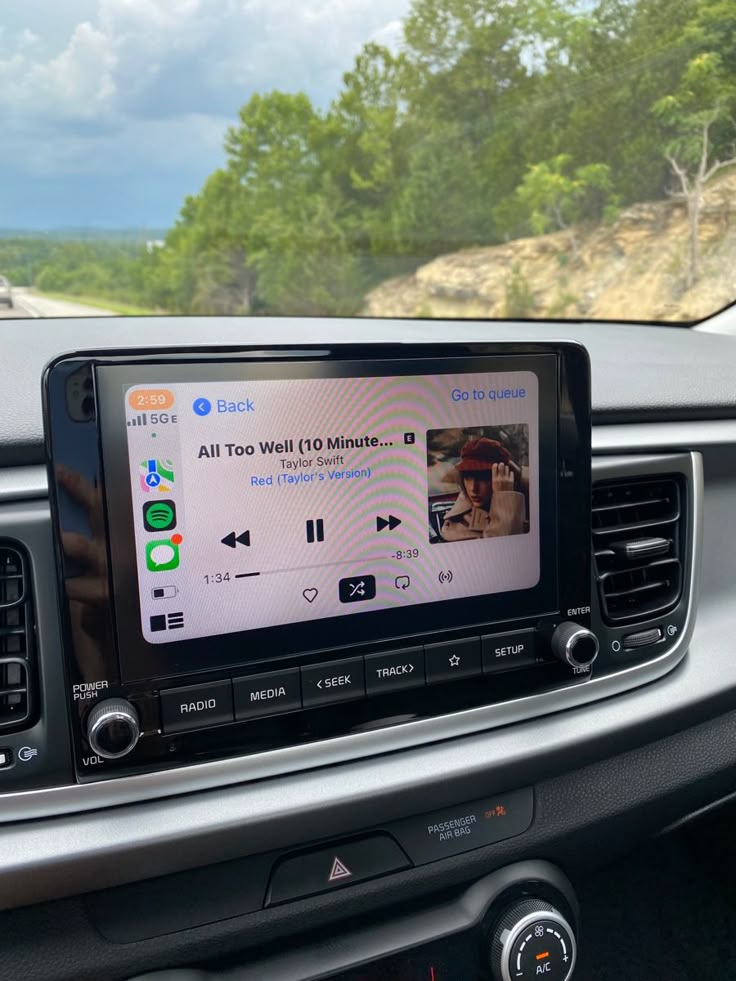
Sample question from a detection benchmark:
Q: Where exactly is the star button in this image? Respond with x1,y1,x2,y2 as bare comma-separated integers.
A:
448,654,461,667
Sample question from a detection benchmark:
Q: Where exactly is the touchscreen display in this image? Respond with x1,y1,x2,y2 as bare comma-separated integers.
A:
121,365,541,645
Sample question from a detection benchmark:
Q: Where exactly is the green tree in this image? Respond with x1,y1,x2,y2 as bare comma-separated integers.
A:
515,155,618,256
653,49,736,286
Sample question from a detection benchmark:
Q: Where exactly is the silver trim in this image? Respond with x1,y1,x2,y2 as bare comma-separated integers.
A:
0,452,702,821
593,420,736,453
500,909,577,981
87,699,140,760
0,466,47,502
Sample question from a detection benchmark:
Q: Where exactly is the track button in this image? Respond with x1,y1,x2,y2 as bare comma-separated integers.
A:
365,647,425,695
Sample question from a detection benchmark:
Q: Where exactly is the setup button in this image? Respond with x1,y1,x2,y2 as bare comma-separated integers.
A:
482,630,537,674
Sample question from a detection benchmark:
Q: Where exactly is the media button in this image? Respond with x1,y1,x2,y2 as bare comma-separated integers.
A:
482,630,537,673
234,668,301,721
160,679,234,734
365,647,425,695
424,637,481,683
302,657,365,707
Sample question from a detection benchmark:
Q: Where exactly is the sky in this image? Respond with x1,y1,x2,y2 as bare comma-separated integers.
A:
0,0,409,230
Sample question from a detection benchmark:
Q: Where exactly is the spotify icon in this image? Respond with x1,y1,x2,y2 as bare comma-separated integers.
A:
143,499,177,532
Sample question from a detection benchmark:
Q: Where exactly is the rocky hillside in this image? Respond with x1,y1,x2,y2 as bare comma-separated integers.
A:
363,172,736,323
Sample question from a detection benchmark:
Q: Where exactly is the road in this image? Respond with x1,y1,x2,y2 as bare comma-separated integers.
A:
0,287,115,319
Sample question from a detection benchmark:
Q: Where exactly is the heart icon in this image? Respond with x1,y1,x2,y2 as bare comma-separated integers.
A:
303,588,319,603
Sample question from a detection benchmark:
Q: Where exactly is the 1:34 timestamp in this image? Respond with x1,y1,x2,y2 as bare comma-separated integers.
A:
203,572,231,584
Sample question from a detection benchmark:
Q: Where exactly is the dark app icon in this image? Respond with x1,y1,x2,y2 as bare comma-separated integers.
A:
143,499,177,532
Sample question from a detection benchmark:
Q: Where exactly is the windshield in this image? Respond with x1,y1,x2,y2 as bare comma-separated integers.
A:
1,0,735,324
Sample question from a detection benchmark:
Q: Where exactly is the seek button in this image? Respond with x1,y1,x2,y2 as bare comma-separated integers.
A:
301,657,365,707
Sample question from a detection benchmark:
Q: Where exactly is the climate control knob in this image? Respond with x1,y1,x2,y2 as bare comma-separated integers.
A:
490,898,577,981
86,698,140,759
550,621,599,669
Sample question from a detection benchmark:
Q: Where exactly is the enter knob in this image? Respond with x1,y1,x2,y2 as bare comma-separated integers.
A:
551,622,599,669
86,698,140,759
490,897,577,981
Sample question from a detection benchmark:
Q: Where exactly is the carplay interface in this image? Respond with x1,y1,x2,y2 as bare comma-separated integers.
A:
122,368,540,644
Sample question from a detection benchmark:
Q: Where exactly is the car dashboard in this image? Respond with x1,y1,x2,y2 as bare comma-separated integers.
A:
1,314,736,981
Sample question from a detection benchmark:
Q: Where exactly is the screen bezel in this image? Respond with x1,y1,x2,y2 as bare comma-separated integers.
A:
95,353,558,683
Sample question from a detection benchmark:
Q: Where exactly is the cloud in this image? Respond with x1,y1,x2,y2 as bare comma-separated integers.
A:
0,0,411,226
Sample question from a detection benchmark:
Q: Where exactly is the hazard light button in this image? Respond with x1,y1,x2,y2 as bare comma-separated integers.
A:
266,834,411,906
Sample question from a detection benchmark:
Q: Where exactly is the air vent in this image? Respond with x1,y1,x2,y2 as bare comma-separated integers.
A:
0,545,34,729
593,477,683,624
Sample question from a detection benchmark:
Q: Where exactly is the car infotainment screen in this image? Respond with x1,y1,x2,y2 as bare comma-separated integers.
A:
119,366,541,644
92,353,560,681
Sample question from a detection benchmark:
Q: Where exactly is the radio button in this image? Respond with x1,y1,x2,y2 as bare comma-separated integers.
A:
160,679,234,734
424,637,481,683
365,647,425,695
301,657,365,707
482,629,537,673
233,668,301,721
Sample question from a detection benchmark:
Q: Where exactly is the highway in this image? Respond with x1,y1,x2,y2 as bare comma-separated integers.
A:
0,288,115,319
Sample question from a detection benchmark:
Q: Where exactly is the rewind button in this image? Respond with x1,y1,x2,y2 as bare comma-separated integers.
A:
222,530,251,548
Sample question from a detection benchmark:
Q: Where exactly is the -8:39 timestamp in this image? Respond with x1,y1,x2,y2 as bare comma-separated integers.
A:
391,548,420,560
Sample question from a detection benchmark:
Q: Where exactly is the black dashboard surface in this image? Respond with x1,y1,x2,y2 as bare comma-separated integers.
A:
2,316,735,465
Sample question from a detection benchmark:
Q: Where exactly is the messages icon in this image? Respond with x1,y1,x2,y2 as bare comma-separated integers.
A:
145,535,182,572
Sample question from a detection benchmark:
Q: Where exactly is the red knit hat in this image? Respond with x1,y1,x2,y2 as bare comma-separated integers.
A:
455,437,512,472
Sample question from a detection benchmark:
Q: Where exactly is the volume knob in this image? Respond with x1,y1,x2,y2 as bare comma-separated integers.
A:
87,698,140,759
551,622,599,669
